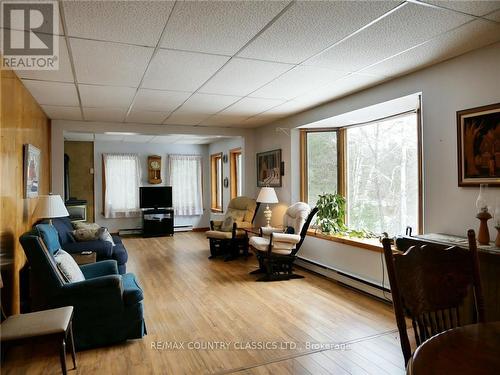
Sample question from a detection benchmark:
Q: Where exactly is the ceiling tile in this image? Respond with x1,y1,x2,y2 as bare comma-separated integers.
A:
307,2,473,71
422,1,500,16
64,132,94,141
361,19,500,77
163,112,212,126
121,134,155,143
84,108,127,122
43,105,82,121
149,135,183,144
176,93,241,114
70,38,153,86
142,49,229,91
251,66,348,100
22,80,79,106
63,1,174,46
79,85,136,108
132,89,191,112
217,97,285,117
485,9,500,22
125,110,169,125
200,58,293,96
94,133,124,142
161,1,289,55
200,115,249,127
15,36,73,82
238,1,399,63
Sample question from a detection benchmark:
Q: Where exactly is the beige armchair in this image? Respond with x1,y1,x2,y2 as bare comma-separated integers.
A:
206,197,259,260
249,202,317,281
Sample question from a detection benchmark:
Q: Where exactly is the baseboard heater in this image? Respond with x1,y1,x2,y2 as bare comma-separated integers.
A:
118,228,142,236
296,257,392,302
174,225,193,232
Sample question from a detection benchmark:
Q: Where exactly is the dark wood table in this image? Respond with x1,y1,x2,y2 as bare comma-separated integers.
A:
410,322,500,375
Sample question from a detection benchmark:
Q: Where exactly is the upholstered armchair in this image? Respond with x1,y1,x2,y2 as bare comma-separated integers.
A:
206,197,260,260
249,202,318,281
19,224,146,350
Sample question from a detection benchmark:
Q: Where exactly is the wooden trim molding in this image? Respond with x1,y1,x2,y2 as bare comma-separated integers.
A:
229,148,241,199
299,130,307,202
306,229,383,253
210,153,223,212
192,227,210,232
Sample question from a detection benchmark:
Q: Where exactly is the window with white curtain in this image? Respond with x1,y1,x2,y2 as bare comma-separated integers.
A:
103,153,141,218
168,154,203,216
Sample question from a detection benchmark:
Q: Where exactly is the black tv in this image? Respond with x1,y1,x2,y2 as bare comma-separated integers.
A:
139,186,172,209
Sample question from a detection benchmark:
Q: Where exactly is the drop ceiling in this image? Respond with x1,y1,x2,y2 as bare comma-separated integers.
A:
64,132,236,145
11,0,500,128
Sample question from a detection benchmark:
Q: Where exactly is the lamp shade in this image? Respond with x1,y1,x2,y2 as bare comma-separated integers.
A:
256,187,278,204
33,195,69,219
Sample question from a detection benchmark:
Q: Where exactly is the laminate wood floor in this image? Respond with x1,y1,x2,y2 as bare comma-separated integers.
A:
2,232,407,374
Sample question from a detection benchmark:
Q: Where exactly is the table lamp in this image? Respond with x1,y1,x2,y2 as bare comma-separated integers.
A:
33,194,69,224
257,187,278,228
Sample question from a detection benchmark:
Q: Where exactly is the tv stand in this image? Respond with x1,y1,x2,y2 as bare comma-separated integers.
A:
142,208,174,237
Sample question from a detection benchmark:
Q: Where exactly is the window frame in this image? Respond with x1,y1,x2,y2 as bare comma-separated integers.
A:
210,152,223,212
229,148,242,199
300,108,423,234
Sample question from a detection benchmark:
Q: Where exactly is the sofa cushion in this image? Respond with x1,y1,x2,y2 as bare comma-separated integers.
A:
51,217,75,245
122,273,144,306
98,228,115,246
35,224,62,256
73,228,100,242
54,249,85,283
112,243,128,266
249,236,294,255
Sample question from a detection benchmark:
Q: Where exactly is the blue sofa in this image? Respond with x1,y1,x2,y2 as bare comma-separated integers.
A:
51,217,128,274
19,224,146,350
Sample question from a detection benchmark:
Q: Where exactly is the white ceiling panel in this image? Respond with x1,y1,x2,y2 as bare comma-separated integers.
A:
43,106,82,121
142,49,229,91
199,115,249,127
71,39,154,86
422,1,500,16
252,66,348,100
238,1,399,64
64,132,94,141
132,89,191,112
121,134,156,143
361,19,500,77
79,85,136,108
22,80,79,106
84,108,127,123
15,36,73,82
307,2,473,71
218,97,285,116
94,133,125,142
485,9,500,21
176,93,241,114
63,1,174,46
161,1,289,55
200,58,293,96
163,112,212,126
149,135,183,144
125,110,169,125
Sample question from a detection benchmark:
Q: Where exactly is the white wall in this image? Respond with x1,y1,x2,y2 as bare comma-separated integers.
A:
93,141,210,232
251,42,500,291
207,137,245,221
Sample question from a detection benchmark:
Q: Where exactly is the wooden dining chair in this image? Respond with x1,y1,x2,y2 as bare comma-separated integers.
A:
382,229,486,365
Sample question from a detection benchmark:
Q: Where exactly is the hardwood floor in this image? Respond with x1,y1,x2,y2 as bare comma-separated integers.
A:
2,232,406,374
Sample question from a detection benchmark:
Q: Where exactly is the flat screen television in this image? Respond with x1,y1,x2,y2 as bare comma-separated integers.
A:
139,186,172,209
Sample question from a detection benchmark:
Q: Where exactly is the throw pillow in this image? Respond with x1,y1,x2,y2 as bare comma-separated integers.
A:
72,222,100,231
72,228,100,242
285,226,295,234
98,227,115,246
221,216,235,232
54,249,85,283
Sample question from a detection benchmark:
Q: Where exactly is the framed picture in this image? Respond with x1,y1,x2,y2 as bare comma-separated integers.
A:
257,149,282,187
457,103,500,186
24,144,41,198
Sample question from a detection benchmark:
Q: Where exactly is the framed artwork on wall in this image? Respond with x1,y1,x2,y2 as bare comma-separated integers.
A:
24,144,41,198
257,149,282,187
457,103,500,186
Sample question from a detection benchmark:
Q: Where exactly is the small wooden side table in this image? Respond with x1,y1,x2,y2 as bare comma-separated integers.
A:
1,306,77,374
70,251,96,265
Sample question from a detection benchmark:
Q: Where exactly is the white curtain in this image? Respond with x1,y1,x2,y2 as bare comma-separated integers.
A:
103,153,141,218
168,154,203,216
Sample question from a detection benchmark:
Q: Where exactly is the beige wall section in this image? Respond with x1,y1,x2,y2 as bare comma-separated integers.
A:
64,141,94,222
0,70,51,315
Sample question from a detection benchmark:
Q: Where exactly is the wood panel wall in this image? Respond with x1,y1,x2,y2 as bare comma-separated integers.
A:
0,69,51,315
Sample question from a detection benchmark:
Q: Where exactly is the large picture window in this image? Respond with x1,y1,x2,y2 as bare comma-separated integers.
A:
301,111,421,236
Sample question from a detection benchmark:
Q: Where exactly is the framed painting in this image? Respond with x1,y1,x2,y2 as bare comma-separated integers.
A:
24,144,41,198
457,103,500,186
257,149,282,187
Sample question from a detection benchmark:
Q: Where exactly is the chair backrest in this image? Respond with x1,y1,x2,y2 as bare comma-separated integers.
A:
382,229,485,365
51,216,75,245
226,196,258,223
281,203,317,254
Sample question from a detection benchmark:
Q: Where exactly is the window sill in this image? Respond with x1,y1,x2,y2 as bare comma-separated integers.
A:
306,229,383,253
211,208,223,213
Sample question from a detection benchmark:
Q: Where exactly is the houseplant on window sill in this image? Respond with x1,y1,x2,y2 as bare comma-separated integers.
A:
314,193,375,239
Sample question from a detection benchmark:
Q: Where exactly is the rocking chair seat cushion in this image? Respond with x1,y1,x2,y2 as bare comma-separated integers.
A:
272,233,301,244
206,229,247,240
249,236,295,255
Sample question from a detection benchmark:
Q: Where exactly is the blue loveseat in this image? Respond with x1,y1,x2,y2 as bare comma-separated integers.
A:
20,224,146,350
51,216,128,274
